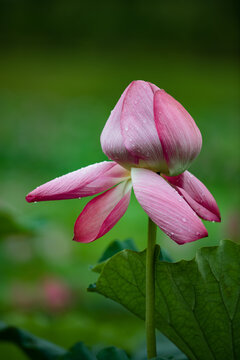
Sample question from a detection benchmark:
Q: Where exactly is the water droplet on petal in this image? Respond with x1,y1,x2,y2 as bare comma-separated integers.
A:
182,217,187,223
196,232,200,236
125,126,128,131
170,232,174,236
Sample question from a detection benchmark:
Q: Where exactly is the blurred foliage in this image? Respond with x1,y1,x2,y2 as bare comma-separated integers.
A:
0,0,238,56
0,209,32,239
0,321,129,359
0,321,187,359
0,321,66,359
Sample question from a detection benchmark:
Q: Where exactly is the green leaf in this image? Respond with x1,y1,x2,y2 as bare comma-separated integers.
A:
159,248,173,263
92,239,137,274
60,342,96,360
98,238,137,263
96,346,130,360
0,322,67,359
91,238,171,276
90,240,240,360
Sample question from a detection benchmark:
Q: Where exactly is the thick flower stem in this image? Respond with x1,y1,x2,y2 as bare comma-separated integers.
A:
146,217,157,359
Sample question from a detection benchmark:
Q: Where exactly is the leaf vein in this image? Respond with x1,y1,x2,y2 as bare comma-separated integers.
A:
167,265,216,360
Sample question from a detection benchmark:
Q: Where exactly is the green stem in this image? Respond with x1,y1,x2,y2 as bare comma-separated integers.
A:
146,217,157,359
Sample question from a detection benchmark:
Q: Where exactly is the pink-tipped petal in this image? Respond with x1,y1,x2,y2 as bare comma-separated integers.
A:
26,161,130,202
74,180,132,243
100,84,135,166
163,171,221,222
154,90,202,176
131,168,208,244
121,81,168,172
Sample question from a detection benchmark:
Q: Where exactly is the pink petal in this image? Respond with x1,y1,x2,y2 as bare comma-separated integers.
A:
131,168,208,244
154,90,202,176
148,82,161,93
74,180,132,243
26,161,130,202
163,171,221,222
121,81,168,172
100,83,135,166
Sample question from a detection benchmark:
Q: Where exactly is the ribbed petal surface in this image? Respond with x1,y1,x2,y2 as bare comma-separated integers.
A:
74,180,132,243
26,161,130,202
154,90,202,175
100,84,134,166
121,81,167,172
131,168,208,244
163,171,221,222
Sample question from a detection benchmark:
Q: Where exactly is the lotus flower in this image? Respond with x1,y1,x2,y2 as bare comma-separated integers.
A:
26,80,220,244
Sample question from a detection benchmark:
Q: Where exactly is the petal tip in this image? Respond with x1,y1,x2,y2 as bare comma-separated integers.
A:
194,224,208,242
215,208,221,222
72,230,89,243
72,234,81,243
174,227,208,245
212,214,221,223
202,228,209,239
25,193,35,203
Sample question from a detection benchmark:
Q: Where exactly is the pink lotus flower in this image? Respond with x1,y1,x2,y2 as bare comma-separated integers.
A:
42,277,73,312
26,80,220,245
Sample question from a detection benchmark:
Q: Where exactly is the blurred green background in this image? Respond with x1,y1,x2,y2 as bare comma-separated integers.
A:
0,0,239,358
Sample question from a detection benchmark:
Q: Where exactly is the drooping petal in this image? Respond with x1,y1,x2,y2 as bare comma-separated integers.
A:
121,81,168,172
163,171,221,222
74,180,132,243
26,161,130,202
131,168,208,244
100,83,135,166
154,90,202,176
